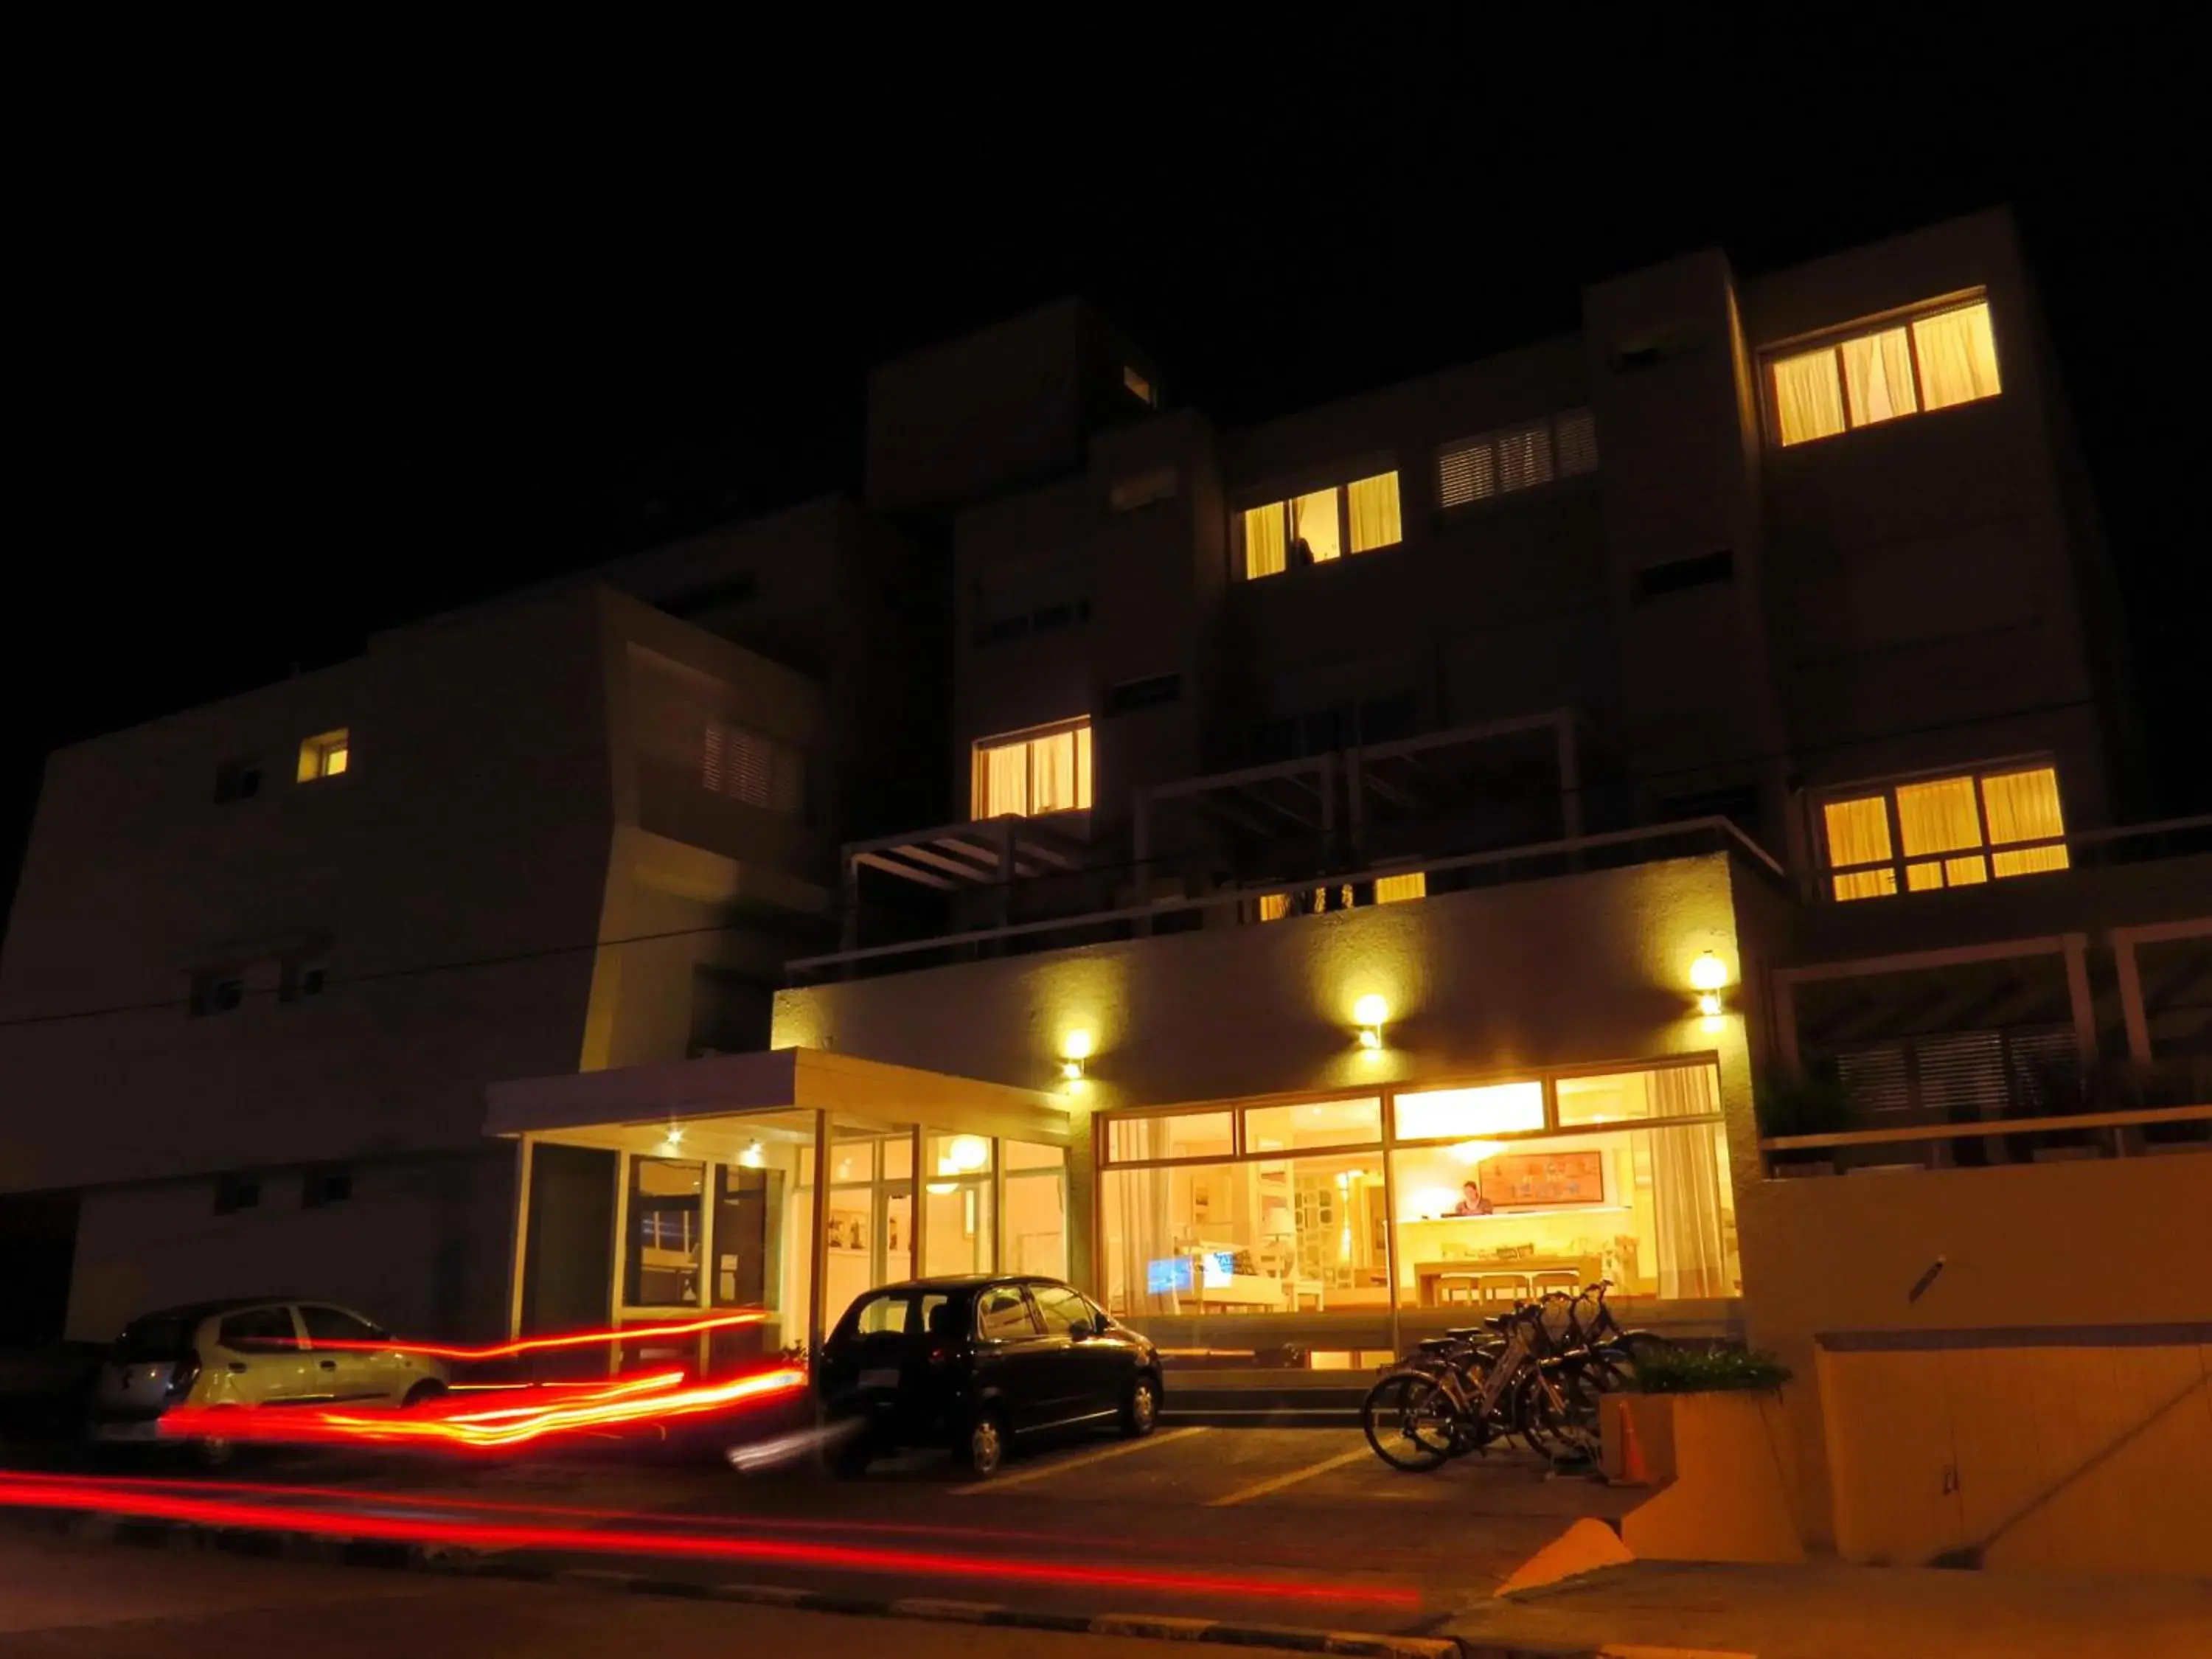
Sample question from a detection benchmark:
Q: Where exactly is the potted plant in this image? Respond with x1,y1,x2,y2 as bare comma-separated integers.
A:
1601,1344,1804,1564
1756,1063,1851,1175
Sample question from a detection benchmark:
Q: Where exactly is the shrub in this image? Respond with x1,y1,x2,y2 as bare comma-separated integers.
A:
1626,1344,1792,1395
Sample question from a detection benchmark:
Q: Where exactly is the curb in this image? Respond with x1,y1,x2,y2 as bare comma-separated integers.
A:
22,1506,1487,1658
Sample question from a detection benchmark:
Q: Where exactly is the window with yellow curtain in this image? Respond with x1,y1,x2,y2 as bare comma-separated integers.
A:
1290,489,1341,563
1346,473,1402,552
1820,762,2067,901
1242,504,1287,580
1771,347,1847,446
973,720,1093,818
1767,294,2003,448
1911,302,2003,411
1840,326,1918,428
1981,767,2068,877
1821,796,1897,901
1894,775,1987,890
1373,872,1426,904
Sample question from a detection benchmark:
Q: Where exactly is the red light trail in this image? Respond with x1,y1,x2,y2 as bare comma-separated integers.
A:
0,1471,1413,1608
158,1365,807,1453
291,1310,769,1361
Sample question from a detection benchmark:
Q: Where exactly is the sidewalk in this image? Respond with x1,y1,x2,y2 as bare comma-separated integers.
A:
1450,1557,2212,1658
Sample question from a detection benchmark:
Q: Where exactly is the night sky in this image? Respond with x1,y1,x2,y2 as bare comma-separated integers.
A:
7,22,2200,900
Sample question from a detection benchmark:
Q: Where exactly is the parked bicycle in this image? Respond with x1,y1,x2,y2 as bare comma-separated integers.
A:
1360,1281,1665,1472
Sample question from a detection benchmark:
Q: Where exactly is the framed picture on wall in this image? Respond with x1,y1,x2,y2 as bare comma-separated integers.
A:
1479,1150,1605,1208
829,1208,869,1252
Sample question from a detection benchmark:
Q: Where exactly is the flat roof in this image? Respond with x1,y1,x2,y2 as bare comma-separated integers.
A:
484,1045,1074,1148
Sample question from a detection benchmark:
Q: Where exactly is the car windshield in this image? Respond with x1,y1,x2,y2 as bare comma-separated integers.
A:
114,1315,195,1360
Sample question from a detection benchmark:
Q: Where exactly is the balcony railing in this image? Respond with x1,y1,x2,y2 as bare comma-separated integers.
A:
788,815,1784,983
1760,1102,2212,1175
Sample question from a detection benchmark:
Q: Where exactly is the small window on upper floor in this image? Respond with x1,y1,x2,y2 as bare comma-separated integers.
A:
214,758,263,804
1122,365,1158,407
190,972,245,1017
1238,470,1402,580
296,729,349,783
1767,296,2002,448
703,722,804,816
973,718,1093,818
1820,762,2066,901
1437,407,1597,510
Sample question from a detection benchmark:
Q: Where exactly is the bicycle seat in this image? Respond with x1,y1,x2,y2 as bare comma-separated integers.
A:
1444,1327,1489,1340
1416,1337,1461,1353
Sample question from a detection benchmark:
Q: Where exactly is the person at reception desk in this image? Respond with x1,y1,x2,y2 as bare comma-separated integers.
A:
1450,1180,1495,1217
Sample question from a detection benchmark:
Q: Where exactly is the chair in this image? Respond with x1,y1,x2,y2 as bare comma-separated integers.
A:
1529,1270,1581,1296
1473,1272,1532,1304
1433,1272,1479,1305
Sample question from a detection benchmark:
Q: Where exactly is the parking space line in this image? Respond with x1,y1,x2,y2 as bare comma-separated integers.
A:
1204,1446,1372,1506
950,1425,1208,1494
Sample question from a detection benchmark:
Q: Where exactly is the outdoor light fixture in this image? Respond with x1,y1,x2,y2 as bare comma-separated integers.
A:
1690,950,1731,1019
1060,1029,1094,1082
1353,994,1389,1049
661,1124,685,1154
737,1140,765,1170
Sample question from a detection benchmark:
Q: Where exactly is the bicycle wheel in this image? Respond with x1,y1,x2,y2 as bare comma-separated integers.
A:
1527,1364,1604,1461
1362,1371,1456,1472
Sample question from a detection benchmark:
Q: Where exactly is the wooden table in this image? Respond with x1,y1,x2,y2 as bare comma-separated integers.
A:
1414,1256,1603,1307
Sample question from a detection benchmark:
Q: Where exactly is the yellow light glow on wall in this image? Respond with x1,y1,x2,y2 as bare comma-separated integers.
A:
1352,994,1389,1048
1690,950,1731,1018
941,1135,990,1175
1060,1029,1095,1082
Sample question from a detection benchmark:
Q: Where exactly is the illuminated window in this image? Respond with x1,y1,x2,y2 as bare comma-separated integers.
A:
1438,408,1596,509
1820,763,2067,901
1373,872,1426,905
1122,365,1158,407
1394,1082,1545,1141
1767,298,2002,447
1238,471,1402,580
703,722,804,815
296,729,349,783
973,718,1093,818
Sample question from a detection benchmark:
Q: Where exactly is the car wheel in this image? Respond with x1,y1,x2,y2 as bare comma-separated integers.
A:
959,1410,1006,1477
402,1379,447,1409
1121,1374,1159,1438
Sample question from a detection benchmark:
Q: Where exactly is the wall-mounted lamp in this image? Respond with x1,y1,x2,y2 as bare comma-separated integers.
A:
1690,950,1731,1018
1353,994,1390,1050
737,1139,765,1170
1060,1029,1095,1082
660,1124,685,1155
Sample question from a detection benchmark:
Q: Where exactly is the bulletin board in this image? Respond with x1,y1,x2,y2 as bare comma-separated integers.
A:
1480,1150,1605,1208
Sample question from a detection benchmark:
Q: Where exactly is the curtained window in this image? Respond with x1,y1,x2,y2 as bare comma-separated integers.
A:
1237,471,1402,580
1438,408,1596,508
1373,871,1426,904
1767,297,2002,447
972,720,1093,818
1820,762,2066,900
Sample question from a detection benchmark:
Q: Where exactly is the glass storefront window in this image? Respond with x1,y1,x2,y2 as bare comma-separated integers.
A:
1243,1096,1382,1153
626,1157,704,1307
1004,1140,1068,1278
1556,1071,1654,1126
1394,1081,1545,1141
824,1121,917,1330
925,1133,994,1276
1109,1111,1235,1162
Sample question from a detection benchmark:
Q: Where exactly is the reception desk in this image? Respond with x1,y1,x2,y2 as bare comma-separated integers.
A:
1413,1256,1604,1307
1398,1210,1624,1307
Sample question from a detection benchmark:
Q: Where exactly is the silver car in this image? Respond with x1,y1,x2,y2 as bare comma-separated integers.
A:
88,1297,449,1456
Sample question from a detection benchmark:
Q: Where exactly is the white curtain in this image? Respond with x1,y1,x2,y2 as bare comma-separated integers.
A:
1107,1167,1178,1316
1030,729,1077,814
1346,472,1402,552
1648,1065,1728,1299
1291,488,1340,563
978,741,1029,817
1242,504,1287,580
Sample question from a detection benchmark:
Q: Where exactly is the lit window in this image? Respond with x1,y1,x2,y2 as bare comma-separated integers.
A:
1237,471,1402,580
296,729,349,782
1820,764,2067,901
973,719,1093,818
1394,1082,1545,1141
1767,298,2002,448
1123,365,1157,407
1437,408,1595,509
703,722,804,815
1373,872,1426,904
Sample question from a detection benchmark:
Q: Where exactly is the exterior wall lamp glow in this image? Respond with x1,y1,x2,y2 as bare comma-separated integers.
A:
1690,950,1731,1018
1353,994,1390,1050
1060,1029,1094,1082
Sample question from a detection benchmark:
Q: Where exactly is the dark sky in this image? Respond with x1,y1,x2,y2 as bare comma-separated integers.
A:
7,21,2202,900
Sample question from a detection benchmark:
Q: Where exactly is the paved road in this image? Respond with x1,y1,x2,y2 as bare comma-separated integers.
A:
0,1531,1235,1658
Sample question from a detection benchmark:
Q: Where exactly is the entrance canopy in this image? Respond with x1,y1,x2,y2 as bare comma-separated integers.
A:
486,1045,1074,1150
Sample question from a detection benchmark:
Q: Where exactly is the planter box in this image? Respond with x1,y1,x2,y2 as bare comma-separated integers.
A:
1611,1391,1806,1564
